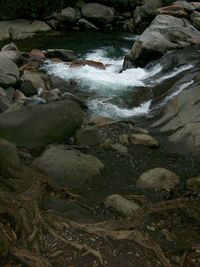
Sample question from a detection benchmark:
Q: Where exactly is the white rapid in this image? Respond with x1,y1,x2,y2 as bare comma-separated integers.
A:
45,48,193,119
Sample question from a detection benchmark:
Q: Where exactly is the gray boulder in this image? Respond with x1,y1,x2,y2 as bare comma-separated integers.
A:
60,7,77,22
0,74,16,88
0,20,51,41
0,100,83,148
152,77,200,155
82,3,114,24
0,56,19,77
0,51,22,65
33,145,104,189
124,15,200,67
137,168,180,190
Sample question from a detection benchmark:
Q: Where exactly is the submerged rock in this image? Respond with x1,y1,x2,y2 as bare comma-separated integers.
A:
104,194,140,218
33,145,104,189
0,100,83,148
136,168,180,190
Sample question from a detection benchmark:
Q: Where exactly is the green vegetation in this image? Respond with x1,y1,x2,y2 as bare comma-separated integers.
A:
0,0,76,19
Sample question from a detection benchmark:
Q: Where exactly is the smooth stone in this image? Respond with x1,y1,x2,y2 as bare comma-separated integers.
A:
0,138,20,170
0,100,83,148
0,51,22,65
0,56,19,77
20,73,45,96
75,126,100,147
62,92,88,109
111,143,128,154
130,133,159,148
187,176,200,193
82,3,114,24
33,145,104,189
119,134,130,145
137,168,180,190
0,74,16,88
104,194,140,218
78,18,98,30
38,89,60,103
13,89,26,102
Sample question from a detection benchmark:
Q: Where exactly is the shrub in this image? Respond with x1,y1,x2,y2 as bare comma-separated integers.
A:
0,0,76,19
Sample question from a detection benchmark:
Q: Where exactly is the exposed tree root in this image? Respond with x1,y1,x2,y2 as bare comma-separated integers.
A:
0,167,103,266
1,161,200,267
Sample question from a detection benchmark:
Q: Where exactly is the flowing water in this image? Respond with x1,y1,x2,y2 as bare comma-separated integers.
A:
12,31,194,119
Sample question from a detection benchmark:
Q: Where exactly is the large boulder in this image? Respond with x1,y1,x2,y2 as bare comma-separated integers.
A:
0,20,51,41
0,100,83,148
152,77,200,155
33,145,104,189
124,15,200,67
82,3,115,24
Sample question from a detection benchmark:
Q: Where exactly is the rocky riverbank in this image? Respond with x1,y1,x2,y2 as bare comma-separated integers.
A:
1,1,200,267
0,0,177,41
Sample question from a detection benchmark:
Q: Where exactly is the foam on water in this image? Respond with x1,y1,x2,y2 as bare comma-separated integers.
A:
46,48,161,92
162,80,194,104
45,48,193,119
88,99,152,119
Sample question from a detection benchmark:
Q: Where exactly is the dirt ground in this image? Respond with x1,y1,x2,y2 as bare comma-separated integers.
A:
2,122,200,267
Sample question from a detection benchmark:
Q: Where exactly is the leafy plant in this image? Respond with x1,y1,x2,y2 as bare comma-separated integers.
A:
0,0,76,19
